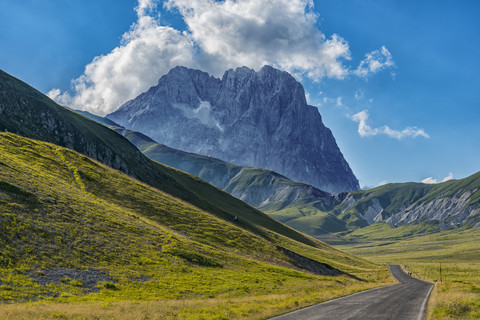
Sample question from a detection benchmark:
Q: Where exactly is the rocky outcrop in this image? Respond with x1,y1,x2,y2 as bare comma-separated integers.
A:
107,65,359,193
337,182,480,229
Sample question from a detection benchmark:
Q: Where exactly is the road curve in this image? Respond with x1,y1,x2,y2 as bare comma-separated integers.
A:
269,265,433,320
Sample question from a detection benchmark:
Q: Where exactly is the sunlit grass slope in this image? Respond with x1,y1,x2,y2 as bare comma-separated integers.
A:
0,133,388,319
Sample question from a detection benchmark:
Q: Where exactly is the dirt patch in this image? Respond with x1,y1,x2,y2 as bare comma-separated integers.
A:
28,268,115,291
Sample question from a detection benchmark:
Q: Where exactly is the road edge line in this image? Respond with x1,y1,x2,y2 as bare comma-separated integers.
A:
268,283,398,319
417,283,434,320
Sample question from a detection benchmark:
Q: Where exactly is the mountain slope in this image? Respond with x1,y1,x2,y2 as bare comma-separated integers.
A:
107,65,359,193
0,132,381,306
77,108,480,240
276,173,480,240
336,174,480,229
0,68,320,247
76,109,343,213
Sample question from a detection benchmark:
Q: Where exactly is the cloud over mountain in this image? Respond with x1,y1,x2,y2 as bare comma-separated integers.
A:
48,0,394,116
421,172,454,184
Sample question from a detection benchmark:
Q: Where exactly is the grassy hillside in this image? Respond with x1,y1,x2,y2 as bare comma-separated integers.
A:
0,68,324,248
0,133,387,319
268,173,480,242
70,103,480,245
337,182,435,223
75,109,337,210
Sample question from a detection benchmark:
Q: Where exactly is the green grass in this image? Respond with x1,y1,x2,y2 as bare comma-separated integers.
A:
340,221,441,241
268,205,347,237
337,226,480,319
0,133,388,319
263,170,480,239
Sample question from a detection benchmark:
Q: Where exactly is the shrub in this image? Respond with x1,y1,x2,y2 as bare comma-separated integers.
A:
103,282,118,290
69,280,83,287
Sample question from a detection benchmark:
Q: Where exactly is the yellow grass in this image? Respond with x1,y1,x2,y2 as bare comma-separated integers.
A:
0,276,390,320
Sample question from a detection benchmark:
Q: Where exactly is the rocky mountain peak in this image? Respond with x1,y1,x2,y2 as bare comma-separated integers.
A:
107,65,360,193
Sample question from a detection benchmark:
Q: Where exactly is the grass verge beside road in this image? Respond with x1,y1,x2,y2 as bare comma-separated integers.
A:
338,227,480,319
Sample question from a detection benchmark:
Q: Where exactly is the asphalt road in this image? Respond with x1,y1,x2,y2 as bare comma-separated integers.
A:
269,265,434,320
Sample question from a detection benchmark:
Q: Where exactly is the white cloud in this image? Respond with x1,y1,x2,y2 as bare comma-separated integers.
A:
354,46,394,78
50,15,196,115
46,88,61,101
136,0,157,16
352,110,429,139
49,0,395,116
165,0,353,79
442,172,454,182
421,177,438,184
322,96,344,108
421,172,453,184
335,97,343,107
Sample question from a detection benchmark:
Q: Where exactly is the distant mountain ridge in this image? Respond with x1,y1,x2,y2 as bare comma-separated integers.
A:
80,110,480,240
335,175,480,229
269,172,480,240
107,65,359,193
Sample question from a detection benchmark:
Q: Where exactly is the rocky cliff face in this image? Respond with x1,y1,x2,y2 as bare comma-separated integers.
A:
108,65,359,193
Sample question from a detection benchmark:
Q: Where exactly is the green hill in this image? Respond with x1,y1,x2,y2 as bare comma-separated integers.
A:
76,109,340,212
0,68,319,247
339,174,480,229
72,107,480,244
0,133,386,318
271,173,480,242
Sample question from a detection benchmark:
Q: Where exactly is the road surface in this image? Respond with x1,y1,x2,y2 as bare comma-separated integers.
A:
270,265,433,320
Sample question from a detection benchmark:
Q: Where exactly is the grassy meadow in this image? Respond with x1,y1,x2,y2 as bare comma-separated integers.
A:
338,226,480,319
0,133,392,319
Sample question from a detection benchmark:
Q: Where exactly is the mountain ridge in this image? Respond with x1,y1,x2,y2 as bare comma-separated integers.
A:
79,109,480,241
107,65,359,193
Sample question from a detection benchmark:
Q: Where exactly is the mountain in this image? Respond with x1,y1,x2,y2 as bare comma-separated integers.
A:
71,109,480,242
0,68,324,246
335,174,480,230
273,172,480,241
77,109,344,213
107,65,359,193
0,132,377,304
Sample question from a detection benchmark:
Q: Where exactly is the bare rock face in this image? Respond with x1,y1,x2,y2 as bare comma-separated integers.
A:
108,65,359,193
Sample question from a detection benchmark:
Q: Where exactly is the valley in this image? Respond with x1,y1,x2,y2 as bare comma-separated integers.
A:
0,132,389,319
2,1,478,319
0,64,478,320
0,69,390,319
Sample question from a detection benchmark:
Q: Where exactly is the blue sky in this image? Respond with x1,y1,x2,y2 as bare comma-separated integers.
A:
1,0,479,188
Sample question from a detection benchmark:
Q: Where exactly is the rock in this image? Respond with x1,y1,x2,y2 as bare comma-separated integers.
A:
108,66,359,193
